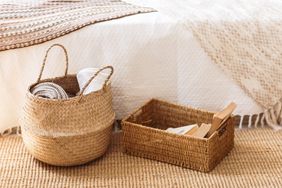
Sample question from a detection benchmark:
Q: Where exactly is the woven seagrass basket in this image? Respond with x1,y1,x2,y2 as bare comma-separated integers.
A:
20,44,115,166
122,99,234,172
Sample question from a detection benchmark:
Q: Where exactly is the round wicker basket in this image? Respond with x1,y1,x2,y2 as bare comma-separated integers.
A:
20,44,115,166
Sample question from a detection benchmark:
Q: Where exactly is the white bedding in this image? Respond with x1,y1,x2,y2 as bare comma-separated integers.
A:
0,0,263,132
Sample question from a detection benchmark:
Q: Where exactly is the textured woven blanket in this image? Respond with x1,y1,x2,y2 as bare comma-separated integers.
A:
0,0,154,51
181,0,282,128
31,82,69,99
0,129,282,187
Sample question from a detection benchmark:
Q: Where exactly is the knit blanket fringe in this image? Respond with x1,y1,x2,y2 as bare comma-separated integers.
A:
2,99,281,137
235,98,282,130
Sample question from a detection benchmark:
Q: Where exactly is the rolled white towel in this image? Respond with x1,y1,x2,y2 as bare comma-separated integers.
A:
77,68,111,95
31,82,69,99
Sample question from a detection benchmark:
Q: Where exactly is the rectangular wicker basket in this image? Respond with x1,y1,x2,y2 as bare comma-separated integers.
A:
121,99,234,172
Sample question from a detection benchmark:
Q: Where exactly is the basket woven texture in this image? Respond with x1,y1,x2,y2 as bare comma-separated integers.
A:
1,129,282,187
20,44,115,166
122,99,234,172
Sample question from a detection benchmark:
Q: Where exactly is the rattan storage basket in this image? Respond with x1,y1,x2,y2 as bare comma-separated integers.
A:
122,99,234,172
20,44,115,166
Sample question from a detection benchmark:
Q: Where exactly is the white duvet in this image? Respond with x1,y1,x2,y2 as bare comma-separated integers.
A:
0,0,263,132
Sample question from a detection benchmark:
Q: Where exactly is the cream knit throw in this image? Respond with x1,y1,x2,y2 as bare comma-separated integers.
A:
180,0,282,129
0,0,154,51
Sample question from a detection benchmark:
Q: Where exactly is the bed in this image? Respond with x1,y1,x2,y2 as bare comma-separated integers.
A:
0,0,263,133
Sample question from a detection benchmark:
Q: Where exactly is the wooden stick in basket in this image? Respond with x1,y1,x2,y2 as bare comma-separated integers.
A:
207,102,237,137
192,123,211,138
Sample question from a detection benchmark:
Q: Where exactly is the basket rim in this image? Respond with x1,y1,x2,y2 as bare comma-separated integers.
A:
122,98,216,122
26,74,111,104
122,120,211,142
121,98,231,141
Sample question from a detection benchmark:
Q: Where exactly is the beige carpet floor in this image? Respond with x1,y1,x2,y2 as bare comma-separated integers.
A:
0,129,281,188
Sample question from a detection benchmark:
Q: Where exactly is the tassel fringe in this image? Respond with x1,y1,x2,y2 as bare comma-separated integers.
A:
1,99,282,136
0,127,21,137
236,98,282,130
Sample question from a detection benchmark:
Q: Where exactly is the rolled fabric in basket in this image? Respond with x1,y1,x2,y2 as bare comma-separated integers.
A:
77,68,112,95
31,82,69,99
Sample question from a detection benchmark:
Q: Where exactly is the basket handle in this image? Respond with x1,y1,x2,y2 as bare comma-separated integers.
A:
37,44,69,82
79,66,114,96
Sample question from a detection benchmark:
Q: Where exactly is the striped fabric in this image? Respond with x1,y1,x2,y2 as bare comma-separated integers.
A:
0,0,154,51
